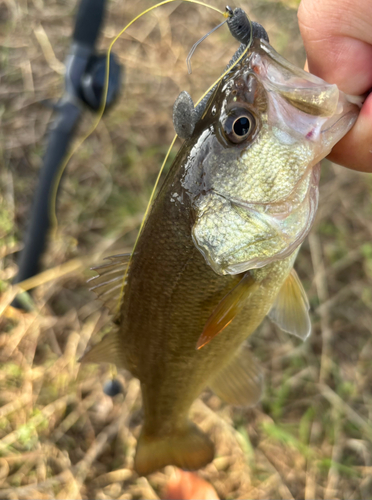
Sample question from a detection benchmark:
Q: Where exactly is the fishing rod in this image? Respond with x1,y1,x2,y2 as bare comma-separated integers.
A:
11,0,122,310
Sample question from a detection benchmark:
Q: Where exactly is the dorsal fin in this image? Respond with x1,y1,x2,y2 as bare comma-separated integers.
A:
197,273,259,349
209,343,263,407
88,253,131,315
268,268,311,340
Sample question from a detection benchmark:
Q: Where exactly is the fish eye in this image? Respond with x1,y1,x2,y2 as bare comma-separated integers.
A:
234,116,250,136
224,109,256,144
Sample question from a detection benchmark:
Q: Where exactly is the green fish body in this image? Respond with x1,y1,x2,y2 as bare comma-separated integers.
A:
85,39,359,475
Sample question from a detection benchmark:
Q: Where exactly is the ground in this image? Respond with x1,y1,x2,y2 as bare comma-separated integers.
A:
1,0,372,499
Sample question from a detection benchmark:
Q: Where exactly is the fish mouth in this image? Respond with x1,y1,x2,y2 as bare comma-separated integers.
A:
192,164,320,276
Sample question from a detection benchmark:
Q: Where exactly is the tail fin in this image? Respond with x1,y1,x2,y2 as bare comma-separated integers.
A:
134,422,214,476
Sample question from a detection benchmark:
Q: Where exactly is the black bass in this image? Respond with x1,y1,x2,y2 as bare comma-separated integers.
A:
84,30,359,475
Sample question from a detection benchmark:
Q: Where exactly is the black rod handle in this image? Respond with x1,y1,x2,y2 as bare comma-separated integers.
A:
12,0,110,310
73,0,107,48
13,103,81,287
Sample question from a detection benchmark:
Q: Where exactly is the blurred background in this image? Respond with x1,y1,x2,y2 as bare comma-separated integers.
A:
1,0,372,498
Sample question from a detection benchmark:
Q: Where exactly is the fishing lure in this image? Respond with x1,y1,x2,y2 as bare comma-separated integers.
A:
174,6,268,139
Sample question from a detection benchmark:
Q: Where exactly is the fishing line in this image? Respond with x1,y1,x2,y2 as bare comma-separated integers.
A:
48,0,226,238
116,133,178,312
117,12,254,311
6,1,226,306
196,41,252,108
39,1,253,313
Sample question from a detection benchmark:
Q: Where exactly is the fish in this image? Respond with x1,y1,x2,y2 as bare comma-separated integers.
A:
82,36,359,476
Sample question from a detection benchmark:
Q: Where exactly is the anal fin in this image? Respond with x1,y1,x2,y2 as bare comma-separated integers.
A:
197,272,259,349
268,268,311,340
209,344,263,407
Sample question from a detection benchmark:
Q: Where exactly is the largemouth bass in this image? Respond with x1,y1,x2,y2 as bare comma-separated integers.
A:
83,33,359,475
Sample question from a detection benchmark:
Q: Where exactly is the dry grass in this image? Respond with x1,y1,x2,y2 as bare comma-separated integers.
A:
1,0,372,498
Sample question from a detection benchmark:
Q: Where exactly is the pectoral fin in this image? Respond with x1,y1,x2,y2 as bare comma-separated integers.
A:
197,273,259,349
79,330,126,369
209,344,263,407
268,268,311,340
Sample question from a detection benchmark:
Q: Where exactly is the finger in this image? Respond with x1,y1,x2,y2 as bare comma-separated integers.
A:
298,0,372,94
327,92,372,172
298,0,372,171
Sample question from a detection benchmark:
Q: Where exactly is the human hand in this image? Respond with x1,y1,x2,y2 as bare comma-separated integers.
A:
298,0,372,172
